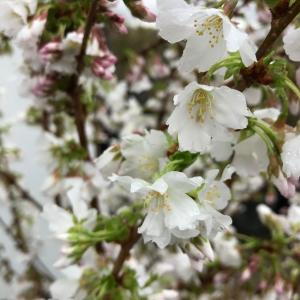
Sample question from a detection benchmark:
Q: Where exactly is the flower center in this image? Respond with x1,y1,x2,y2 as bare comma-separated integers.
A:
144,191,171,213
137,155,159,173
205,187,221,205
188,89,213,123
194,15,223,48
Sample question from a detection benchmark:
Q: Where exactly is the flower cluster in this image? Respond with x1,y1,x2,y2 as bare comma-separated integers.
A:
1,0,300,299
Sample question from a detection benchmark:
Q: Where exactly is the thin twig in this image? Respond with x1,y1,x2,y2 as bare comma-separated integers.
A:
68,0,100,159
0,170,42,211
112,227,140,280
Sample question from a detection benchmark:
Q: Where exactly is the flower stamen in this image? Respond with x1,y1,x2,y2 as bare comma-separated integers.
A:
188,89,213,123
144,191,171,213
194,15,223,48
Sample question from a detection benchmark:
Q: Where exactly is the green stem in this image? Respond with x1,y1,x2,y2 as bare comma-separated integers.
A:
251,125,276,155
284,77,300,100
249,118,279,147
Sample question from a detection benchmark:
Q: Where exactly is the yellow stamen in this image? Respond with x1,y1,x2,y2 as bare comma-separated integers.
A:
194,15,223,48
188,89,213,123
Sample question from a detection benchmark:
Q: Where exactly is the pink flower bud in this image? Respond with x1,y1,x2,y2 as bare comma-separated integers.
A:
92,54,117,80
39,41,62,62
105,11,128,34
31,75,55,97
272,171,296,199
126,1,156,22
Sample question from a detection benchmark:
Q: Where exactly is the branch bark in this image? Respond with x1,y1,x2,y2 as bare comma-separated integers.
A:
256,0,300,60
112,226,140,280
0,170,42,211
68,0,100,159
234,0,300,91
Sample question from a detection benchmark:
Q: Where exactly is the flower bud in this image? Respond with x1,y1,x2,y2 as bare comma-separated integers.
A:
39,41,62,62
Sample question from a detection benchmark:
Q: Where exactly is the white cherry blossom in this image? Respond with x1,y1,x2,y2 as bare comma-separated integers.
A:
42,183,97,240
111,171,201,248
195,167,233,238
156,0,257,73
119,130,169,180
50,265,86,300
0,0,37,37
167,81,250,153
283,26,300,62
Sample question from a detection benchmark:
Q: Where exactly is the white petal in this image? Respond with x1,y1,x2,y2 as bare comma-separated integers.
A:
164,193,200,230
50,279,79,300
210,141,234,161
233,134,269,177
283,27,300,62
179,32,227,73
281,135,300,179
223,18,256,66
162,171,197,194
151,177,168,194
221,165,236,182
156,0,196,43
254,108,280,122
212,86,250,129
42,203,72,235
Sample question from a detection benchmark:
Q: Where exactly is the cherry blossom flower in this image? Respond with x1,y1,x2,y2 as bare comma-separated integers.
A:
111,171,201,248
119,130,169,180
50,265,86,300
42,182,97,266
167,81,250,153
283,26,300,62
156,0,257,73
0,0,37,37
195,168,233,238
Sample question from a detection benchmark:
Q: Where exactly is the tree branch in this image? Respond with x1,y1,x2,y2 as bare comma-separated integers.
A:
0,170,42,211
256,0,300,60
68,0,100,159
234,0,300,91
112,226,140,280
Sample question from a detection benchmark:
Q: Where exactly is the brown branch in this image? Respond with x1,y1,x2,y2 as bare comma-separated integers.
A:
112,226,140,280
256,0,300,60
234,0,300,91
0,170,42,211
68,0,100,159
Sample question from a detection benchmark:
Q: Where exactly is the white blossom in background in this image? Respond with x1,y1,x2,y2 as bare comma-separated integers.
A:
95,145,122,178
156,0,257,73
232,133,269,177
281,134,300,180
283,26,300,62
119,130,169,180
167,81,250,153
111,171,201,248
50,265,86,300
243,87,262,106
213,229,241,268
230,108,280,176
42,183,97,266
0,0,37,37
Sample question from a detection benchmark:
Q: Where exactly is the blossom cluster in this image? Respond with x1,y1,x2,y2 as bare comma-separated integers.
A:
0,0,300,299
